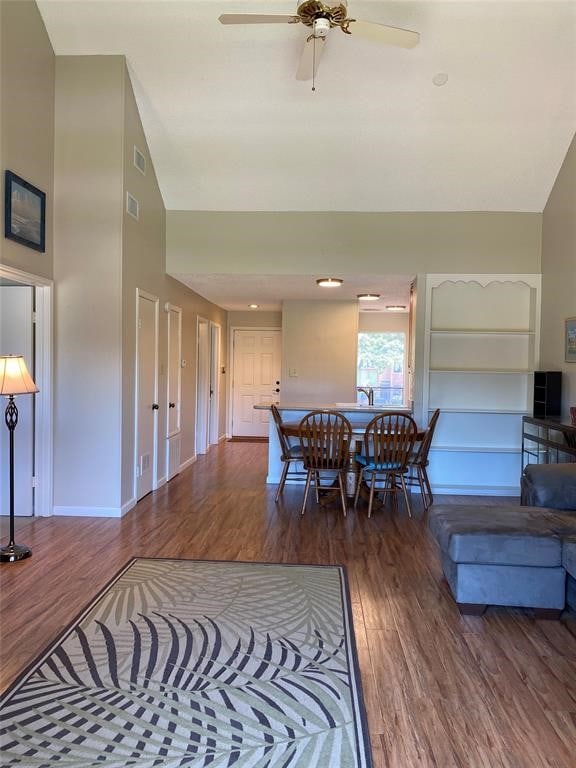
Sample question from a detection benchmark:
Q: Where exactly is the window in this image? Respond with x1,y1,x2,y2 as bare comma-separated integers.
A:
357,332,406,406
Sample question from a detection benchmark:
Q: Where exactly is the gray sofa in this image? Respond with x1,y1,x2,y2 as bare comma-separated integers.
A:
428,463,576,616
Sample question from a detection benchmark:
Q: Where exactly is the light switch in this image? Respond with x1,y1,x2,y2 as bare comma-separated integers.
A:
289,368,298,377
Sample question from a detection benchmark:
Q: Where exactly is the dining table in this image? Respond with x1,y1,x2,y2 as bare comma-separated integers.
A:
254,402,424,497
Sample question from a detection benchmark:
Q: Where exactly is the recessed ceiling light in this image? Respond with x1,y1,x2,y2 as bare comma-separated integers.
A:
357,293,380,301
385,305,407,312
316,277,343,288
248,303,259,309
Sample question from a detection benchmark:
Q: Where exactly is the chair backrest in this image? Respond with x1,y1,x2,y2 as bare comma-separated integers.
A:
361,412,418,470
412,408,440,467
298,410,352,470
271,404,292,459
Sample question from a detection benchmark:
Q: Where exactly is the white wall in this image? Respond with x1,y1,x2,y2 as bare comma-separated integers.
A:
281,301,358,404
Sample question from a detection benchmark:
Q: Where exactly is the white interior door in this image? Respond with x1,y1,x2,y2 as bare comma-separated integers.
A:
209,322,221,446
0,286,34,516
135,291,159,500
166,304,182,480
196,318,210,455
232,329,281,437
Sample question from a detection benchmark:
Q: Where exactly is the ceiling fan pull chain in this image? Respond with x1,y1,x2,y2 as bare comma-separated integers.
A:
312,34,316,91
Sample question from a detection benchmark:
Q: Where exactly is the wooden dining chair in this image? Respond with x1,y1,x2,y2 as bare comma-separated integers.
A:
270,404,305,503
298,410,352,518
404,408,440,511
354,412,417,518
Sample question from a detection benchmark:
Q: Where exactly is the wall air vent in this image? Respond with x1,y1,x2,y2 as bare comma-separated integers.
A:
133,146,146,175
126,192,139,221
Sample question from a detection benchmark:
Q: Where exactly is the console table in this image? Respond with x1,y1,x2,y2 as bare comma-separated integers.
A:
521,416,576,466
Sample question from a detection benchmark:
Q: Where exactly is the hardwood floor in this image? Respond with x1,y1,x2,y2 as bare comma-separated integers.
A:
1,441,575,766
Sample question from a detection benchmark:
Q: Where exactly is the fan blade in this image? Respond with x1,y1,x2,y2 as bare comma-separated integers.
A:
219,14,300,25
347,20,419,48
296,35,326,80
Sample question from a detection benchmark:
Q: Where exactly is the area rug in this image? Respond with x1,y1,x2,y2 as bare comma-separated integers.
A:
0,558,372,767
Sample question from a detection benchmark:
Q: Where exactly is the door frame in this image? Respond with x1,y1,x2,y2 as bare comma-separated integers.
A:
209,321,221,446
0,265,53,517
165,302,182,480
195,316,210,455
134,288,159,500
227,325,282,438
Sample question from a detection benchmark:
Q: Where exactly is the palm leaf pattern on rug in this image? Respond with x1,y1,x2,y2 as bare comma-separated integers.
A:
0,560,371,767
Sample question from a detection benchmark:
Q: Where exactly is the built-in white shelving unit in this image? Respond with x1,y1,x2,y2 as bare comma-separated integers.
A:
423,275,541,495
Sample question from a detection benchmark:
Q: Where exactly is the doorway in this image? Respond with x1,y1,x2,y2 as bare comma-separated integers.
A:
0,266,52,518
231,329,282,438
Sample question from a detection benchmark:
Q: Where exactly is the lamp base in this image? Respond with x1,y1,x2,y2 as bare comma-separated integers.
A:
0,543,32,563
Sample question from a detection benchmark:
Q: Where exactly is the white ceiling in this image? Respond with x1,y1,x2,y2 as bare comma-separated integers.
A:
173,272,413,311
37,0,576,309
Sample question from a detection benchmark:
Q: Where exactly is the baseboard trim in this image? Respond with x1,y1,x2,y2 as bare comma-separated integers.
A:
432,484,520,496
53,505,124,518
179,454,197,472
121,497,136,516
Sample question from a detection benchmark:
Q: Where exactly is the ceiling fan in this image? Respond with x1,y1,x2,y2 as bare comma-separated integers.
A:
219,1,419,82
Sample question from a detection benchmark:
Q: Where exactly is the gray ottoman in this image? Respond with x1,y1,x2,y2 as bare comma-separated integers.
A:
521,463,576,510
563,539,576,612
428,505,567,617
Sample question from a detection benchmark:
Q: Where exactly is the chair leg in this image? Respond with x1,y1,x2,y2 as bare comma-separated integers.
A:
275,460,290,503
415,466,428,510
367,472,377,518
301,470,313,516
338,472,347,518
398,473,412,517
354,468,364,507
421,466,433,508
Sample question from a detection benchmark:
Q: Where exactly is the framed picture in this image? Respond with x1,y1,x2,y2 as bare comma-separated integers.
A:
566,317,576,363
4,170,46,252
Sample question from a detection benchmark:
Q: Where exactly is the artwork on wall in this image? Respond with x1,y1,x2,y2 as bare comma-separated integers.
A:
566,317,576,363
4,170,46,252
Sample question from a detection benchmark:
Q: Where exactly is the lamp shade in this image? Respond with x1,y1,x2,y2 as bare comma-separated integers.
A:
0,355,39,396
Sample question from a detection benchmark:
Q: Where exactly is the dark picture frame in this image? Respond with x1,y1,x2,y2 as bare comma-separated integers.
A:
566,317,576,363
4,170,46,252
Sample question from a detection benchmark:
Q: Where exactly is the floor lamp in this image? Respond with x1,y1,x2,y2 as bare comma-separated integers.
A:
0,355,38,563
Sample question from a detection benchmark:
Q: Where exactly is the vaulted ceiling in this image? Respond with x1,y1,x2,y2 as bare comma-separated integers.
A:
37,0,576,308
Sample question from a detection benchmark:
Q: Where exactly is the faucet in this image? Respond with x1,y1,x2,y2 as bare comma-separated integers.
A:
357,386,374,406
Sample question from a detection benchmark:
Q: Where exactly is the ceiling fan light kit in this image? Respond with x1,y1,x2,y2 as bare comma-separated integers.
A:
219,1,419,85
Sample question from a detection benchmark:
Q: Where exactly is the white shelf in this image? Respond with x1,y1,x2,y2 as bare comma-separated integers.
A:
431,445,521,454
431,328,534,335
430,368,532,374
428,407,530,414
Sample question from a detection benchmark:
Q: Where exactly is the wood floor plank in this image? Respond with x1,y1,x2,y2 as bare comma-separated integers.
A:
1,441,575,766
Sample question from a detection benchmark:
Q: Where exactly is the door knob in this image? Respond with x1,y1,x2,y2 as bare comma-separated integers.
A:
152,403,159,410
274,388,280,393
168,402,175,408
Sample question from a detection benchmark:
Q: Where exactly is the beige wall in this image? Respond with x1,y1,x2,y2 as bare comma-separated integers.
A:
54,56,229,512
229,310,282,328
358,311,409,334
541,132,576,420
281,301,358,404
0,0,54,279
167,211,542,276
54,55,125,511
